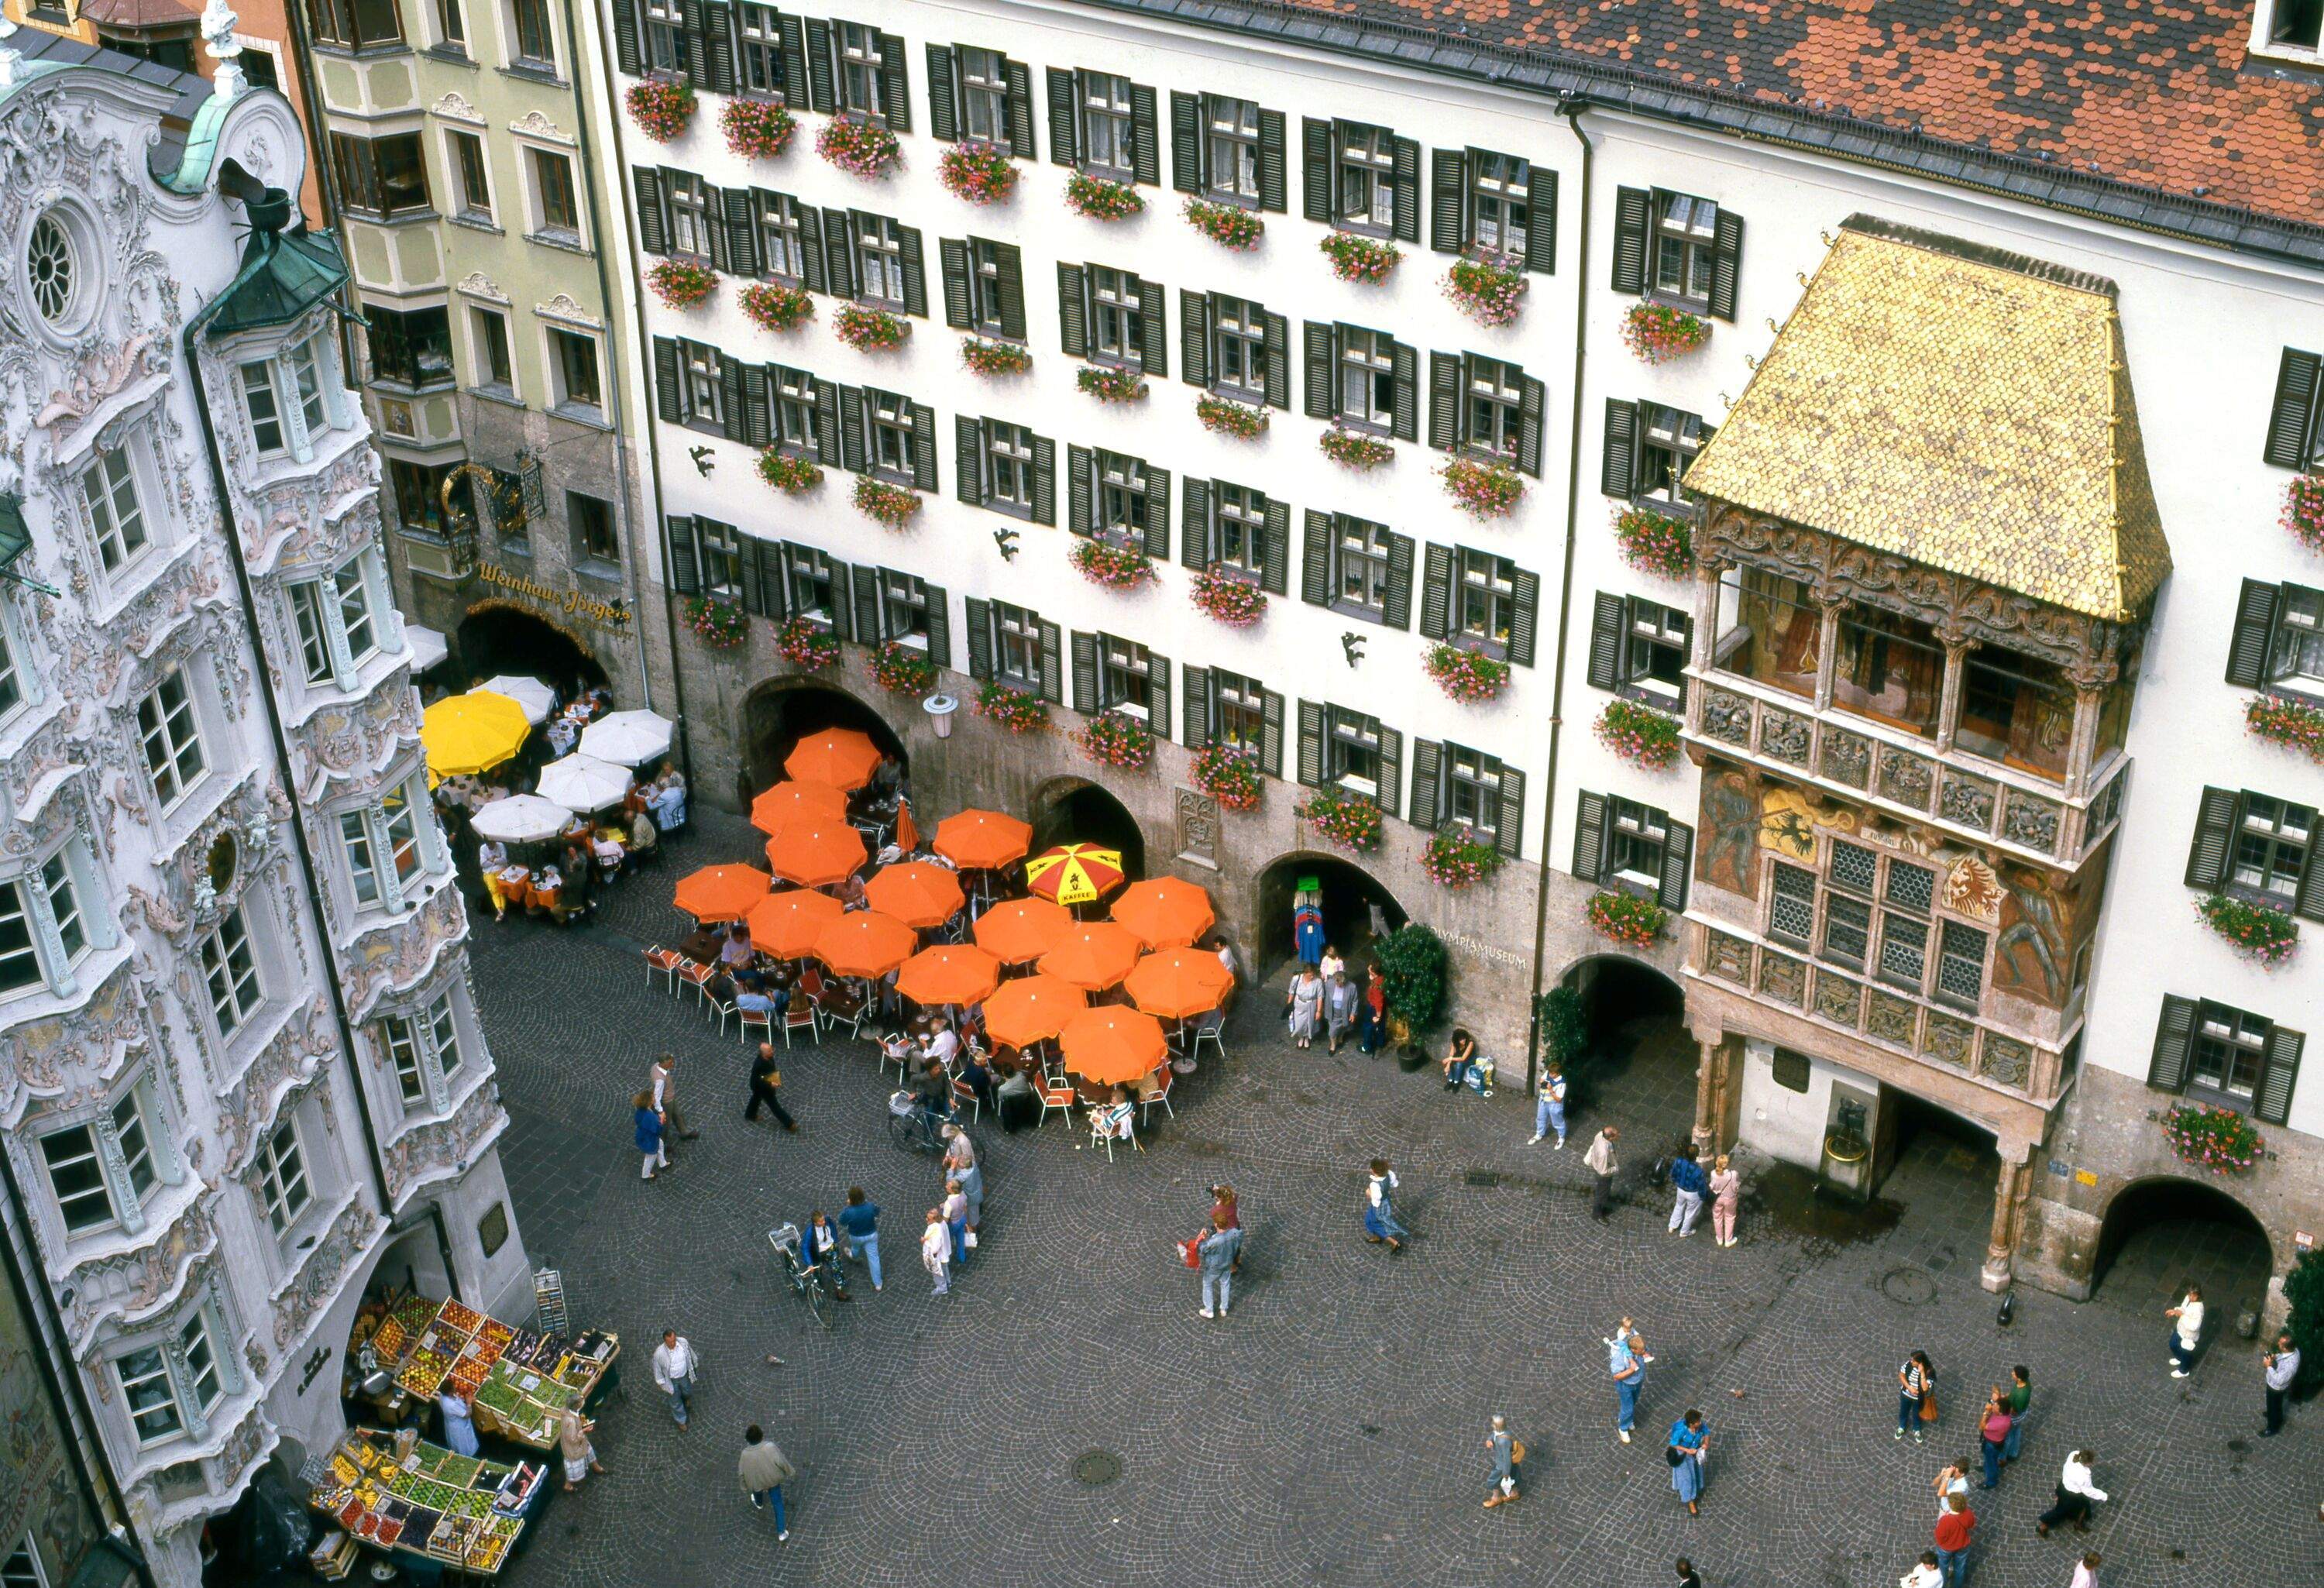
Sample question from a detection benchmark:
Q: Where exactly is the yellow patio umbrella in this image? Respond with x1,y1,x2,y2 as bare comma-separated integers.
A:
421,690,531,782
1023,843,1126,907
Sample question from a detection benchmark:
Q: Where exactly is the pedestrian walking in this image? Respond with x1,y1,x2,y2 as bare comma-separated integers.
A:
744,1042,797,1132
1607,1320,1649,1442
1708,1154,1741,1246
941,1124,982,1242
1667,1143,1708,1236
651,1329,698,1428
737,1424,798,1541
651,1052,699,1142
942,1181,970,1269
1196,1212,1243,1318
1325,969,1360,1054
1585,1126,1621,1220
1674,1559,1704,1588
1932,1454,1972,1515
838,1188,882,1291
2002,1366,2032,1463
2068,1552,2102,1588
1934,1494,1975,1588
1362,1158,1406,1252
1205,1184,1242,1274
1530,1061,1568,1147
2034,1450,2107,1536
1357,964,1387,1055
1667,1408,1709,1514
2262,1331,2301,1436
802,1210,853,1301
921,1208,952,1295
438,1387,480,1456
555,1408,607,1491
1978,1386,2012,1489
2165,1284,2204,1378
1285,964,1324,1048
1898,1349,1935,1442
634,1090,667,1181
1899,1551,1944,1588
1481,1415,1521,1508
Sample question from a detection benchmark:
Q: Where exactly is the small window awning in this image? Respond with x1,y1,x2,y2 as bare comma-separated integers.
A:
404,623,450,672
0,493,27,572
198,221,350,340
1684,215,2170,623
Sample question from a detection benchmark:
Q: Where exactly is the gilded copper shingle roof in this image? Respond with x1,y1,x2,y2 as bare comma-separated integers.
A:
1258,0,2324,233
1684,216,2171,623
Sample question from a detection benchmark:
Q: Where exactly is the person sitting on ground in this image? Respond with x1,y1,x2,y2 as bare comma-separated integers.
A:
1442,1028,1480,1091
1095,1084,1137,1143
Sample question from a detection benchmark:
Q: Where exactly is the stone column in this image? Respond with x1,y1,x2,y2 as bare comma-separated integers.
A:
1979,1152,2033,1293
1691,1033,1733,1155
1934,635,1972,754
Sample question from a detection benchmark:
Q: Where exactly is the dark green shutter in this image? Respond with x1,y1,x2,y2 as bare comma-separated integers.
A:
1169,90,1201,192
1508,569,1540,667
680,0,706,83
702,1,734,95
827,559,855,641
1148,655,1172,740
2146,994,2197,1092
1517,375,1546,478
2298,838,2324,923
741,365,772,446
1180,477,1211,569
1057,263,1087,356
1389,339,1417,442
899,225,928,318
2257,1026,2305,1125
717,355,744,440
1600,399,1639,498
1139,278,1168,376
877,32,911,131
995,245,1026,340
1047,67,1078,164
1417,543,1452,641
1301,117,1332,222
2226,579,2281,686
1129,84,1160,185
1571,790,1607,882
1428,352,1459,451
923,583,951,668
1066,444,1092,536
1037,620,1063,703
2265,349,2322,469
940,238,973,328
924,44,957,139
803,17,834,112
634,167,667,254
821,207,854,299
1586,593,1625,690
1181,665,1211,748
651,336,682,422
1430,148,1466,252
2184,787,2239,889
1390,136,1420,242
1708,210,1744,322
723,187,758,276
1142,464,1173,562
1659,817,1694,910
1495,764,1527,858
964,596,993,678
1525,166,1557,273
1382,531,1415,630
1004,59,1036,159
731,530,758,620
796,204,827,292
1375,727,1403,818
1295,699,1325,786
1260,689,1285,777
1611,186,1650,294
954,416,984,506
1181,290,1211,387
1070,631,1098,713
1030,435,1055,524
1301,510,1331,606
1260,500,1288,595
909,402,937,491
1255,109,1287,211
612,0,641,74
851,564,881,639
1408,739,1442,830
662,515,701,593
838,384,866,473
812,378,841,467
754,538,785,619
777,13,806,107
1303,321,1334,419
1261,312,1289,410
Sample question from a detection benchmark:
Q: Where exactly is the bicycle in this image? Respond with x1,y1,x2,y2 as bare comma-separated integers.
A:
885,1090,947,1156
766,1223,832,1330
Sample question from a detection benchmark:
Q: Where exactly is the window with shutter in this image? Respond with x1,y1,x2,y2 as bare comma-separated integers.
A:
2263,348,2322,469
1600,398,1639,499
909,401,939,492
1181,664,1212,748
1204,95,1267,205
661,514,701,594
2146,993,2198,1092
2256,1025,2305,1125
1610,186,1652,294
1170,89,1202,193
2185,998,2272,1105
964,596,993,678
1207,294,1270,403
1570,789,1608,882
2231,579,2324,698
1295,699,1325,786
1070,630,1098,714
973,418,1038,518
1429,148,1468,253
1030,435,1056,525
1047,67,1080,166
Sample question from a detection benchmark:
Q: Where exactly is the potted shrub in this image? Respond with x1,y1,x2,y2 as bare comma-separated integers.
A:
1065,173,1143,220
1318,232,1400,284
1595,699,1682,769
1444,250,1526,326
738,282,813,332
682,595,748,650
1532,984,1590,1101
960,338,1032,376
1420,824,1504,889
817,112,901,177
853,476,921,528
1614,505,1694,581
938,142,1018,204
1587,889,1667,947
756,449,823,495
647,260,717,310
2285,473,2324,555
627,77,696,143
867,640,937,696
2195,894,2298,967
1298,785,1383,854
975,680,1050,733
1189,565,1266,627
1069,537,1154,589
1376,924,1449,1068
834,304,909,352
775,616,841,671
1441,456,1524,518
1318,421,1394,471
2247,693,2324,762
2161,1101,2264,1176
1074,710,1155,771
1424,644,1512,704
1195,394,1268,438
1188,744,1263,811
1076,365,1147,404
721,98,796,159
1183,197,1263,249
1621,301,1710,364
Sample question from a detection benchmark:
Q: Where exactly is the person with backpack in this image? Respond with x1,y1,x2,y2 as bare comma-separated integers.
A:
1898,1350,1936,1442
1482,1415,1522,1508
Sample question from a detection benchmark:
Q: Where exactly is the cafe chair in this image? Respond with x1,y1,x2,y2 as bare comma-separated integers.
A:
816,988,867,1042
1189,1007,1228,1064
1086,1107,1143,1160
782,1001,820,1049
1136,1067,1176,1126
643,945,685,995
676,958,717,1005
737,1005,774,1045
951,1074,983,1124
701,984,738,1036
1034,1074,1079,1131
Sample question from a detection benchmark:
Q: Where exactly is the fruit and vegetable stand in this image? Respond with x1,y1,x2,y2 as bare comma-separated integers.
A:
383,1294,621,1451
305,1428,546,1575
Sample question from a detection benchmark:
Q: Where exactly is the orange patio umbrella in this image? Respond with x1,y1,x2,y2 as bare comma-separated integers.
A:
894,797,920,852
763,818,867,889
672,863,771,923
933,808,1033,871
982,974,1087,1050
1059,1005,1168,1086
750,779,848,837
1037,921,1144,991
784,727,884,792
1023,843,1126,906
1110,877,1217,950
813,911,916,979
1123,947,1236,1019
747,889,844,958
896,945,1002,1007
863,861,965,930
973,897,1072,964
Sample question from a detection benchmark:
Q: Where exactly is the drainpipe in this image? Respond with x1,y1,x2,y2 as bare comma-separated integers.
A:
557,0,657,718
1524,98,1594,1089
273,0,338,229
584,1,698,793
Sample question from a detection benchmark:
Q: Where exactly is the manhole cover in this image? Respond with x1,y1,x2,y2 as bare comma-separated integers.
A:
1465,1170,1501,1188
1072,1450,1121,1487
1880,1267,1938,1306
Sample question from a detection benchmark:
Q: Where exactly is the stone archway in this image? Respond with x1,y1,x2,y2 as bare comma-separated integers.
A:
1030,776,1147,884
2092,1174,2274,1323
1552,954,1690,1122
741,677,908,807
454,601,608,696
1251,851,1408,982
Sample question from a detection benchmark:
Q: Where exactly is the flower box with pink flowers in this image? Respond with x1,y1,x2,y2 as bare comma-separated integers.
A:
757,449,823,495
938,141,1018,204
1069,537,1153,589
2161,1102,2263,1176
1299,785,1384,854
647,260,717,310
1190,566,1266,627
682,596,748,650
2284,473,2324,555
1065,173,1143,221
2195,893,2298,968
2247,693,2324,762
627,77,696,143
1595,699,1681,770
1076,365,1147,404
738,282,813,332
721,98,796,160
817,112,901,177
1318,421,1393,472
1183,198,1263,250
1074,710,1156,772
1425,644,1511,704
852,475,921,528
1621,301,1710,365
867,641,937,696
960,338,1032,376
975,681,1050,733
1318,232,1400,284
1587,890,1667,947
834,304,909,352
775,617,841,671
1421,825,1504,889
1195,394,1268,438
1441,456,1524,518
1190,744,1263,812
1443,251,1525,326
1614,506,1694,582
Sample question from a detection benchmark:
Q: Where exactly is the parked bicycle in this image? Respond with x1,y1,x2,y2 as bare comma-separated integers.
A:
766,1222,832,1330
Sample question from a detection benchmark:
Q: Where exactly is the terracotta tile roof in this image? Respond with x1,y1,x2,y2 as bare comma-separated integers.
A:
1260,0,2324,234
1685,216,2171,622
75,0,201,29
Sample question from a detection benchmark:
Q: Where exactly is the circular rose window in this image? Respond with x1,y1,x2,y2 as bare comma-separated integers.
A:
26,213,75,325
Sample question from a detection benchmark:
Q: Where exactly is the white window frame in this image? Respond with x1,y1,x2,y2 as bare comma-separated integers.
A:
36,1077,163,1239
0,840,108,1003
81,442,151,573
544,324,604,418
337,774,441,915
110,1296,235,1449
237,328,342,464
523,144,584,244
377,989,468,1112
136,665,208,811
254,1115,313,1236
1078,69,1133,178
287,549,387,689
0,594,27,725
957,46,1009,144
200,904,266,1040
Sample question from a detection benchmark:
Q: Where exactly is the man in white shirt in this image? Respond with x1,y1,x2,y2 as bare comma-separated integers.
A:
2261,1331,2301,1436
649,1329,698,1428
2035,1449,2108,1536
921,1207,953,1295
922,1018,961,1072
1899,1551,1944,1588
651,1053,697,1143
2165,1285,2204,1377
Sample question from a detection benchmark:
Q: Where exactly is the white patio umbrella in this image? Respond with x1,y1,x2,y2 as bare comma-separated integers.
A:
536,753,632,813
471,794,574,844
580,709,674,767
473,675,557,724
404,624,449,672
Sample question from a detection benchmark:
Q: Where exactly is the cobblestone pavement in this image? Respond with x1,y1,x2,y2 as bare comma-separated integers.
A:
470,814,2312,1588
